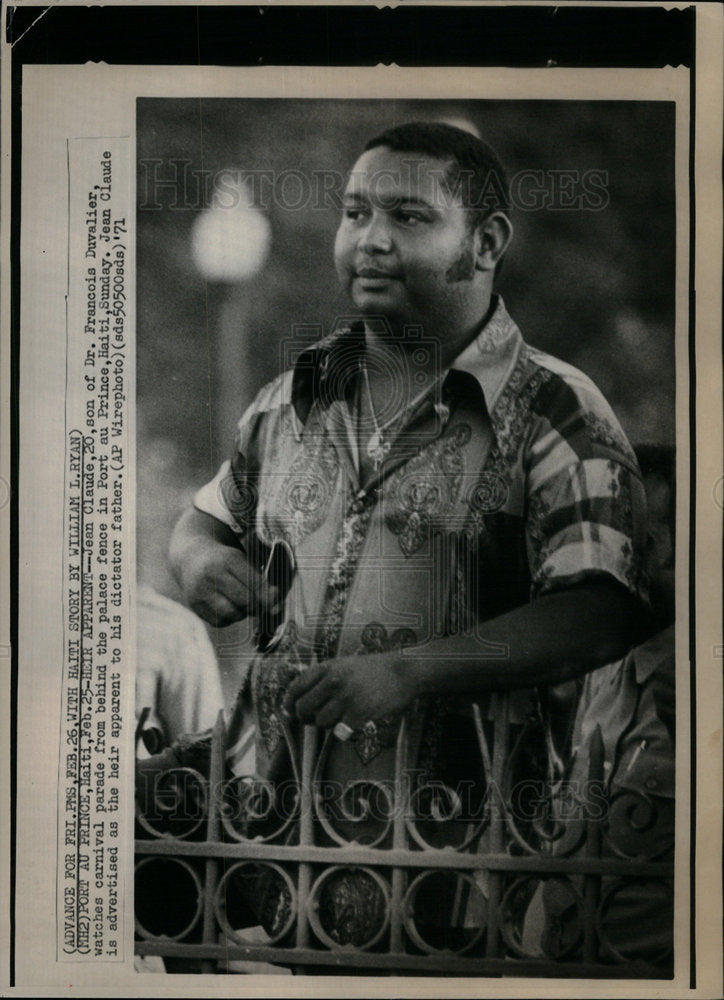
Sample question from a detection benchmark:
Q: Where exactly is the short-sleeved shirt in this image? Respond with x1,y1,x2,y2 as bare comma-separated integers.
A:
195,295,647,779
541,625,674,964
135,585,225,754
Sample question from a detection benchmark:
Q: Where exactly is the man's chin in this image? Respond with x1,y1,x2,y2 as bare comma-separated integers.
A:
350,290,406,322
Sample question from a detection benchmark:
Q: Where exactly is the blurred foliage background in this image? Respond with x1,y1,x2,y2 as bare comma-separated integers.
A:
137,98,675,688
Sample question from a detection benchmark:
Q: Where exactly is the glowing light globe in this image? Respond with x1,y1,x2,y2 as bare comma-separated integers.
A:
191,175,271,282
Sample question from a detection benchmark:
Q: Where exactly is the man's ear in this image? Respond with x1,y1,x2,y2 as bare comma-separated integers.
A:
474,212,513,271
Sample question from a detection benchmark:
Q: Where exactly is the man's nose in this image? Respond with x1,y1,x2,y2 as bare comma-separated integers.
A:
357,212,393,253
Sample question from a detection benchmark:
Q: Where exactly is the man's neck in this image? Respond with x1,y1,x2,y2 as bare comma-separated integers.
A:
361,293,497,391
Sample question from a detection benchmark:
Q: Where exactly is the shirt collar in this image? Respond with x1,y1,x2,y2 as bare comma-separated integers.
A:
291,295,524,426
448,295,524,415
290,320,365,423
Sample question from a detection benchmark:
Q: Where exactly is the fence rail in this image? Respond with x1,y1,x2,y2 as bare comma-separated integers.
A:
135,697,674,977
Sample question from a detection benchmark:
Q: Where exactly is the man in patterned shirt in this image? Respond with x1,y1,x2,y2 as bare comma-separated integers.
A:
171,122,647,764
165,123,649,957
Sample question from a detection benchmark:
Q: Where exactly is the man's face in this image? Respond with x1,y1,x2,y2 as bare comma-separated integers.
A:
334,146,481,333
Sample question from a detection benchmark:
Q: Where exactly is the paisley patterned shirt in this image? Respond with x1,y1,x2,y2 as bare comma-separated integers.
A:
194,296,647,775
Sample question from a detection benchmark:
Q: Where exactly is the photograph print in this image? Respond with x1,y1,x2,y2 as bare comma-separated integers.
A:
133,96,677,979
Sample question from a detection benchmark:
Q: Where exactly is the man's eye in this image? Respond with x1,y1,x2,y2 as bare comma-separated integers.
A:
396,210,424,225
344,207,367,221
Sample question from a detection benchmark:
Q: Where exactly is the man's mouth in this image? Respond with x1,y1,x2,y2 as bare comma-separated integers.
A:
355,266,401,280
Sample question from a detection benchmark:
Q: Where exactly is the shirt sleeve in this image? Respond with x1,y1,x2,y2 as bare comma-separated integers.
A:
193,373,291,537
193,401,263,537
192,459,236,531
524,375,649,605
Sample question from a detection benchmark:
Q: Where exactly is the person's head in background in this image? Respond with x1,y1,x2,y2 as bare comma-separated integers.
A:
635,444,675,630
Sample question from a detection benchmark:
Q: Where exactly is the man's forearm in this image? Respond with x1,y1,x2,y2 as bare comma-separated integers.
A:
399,578,643,697
284,578,644,727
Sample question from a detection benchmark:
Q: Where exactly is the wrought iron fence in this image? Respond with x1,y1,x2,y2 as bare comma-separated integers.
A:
135,694,674,977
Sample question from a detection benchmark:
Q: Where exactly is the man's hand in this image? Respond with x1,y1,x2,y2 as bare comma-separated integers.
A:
180,544,279,627
170,507,279,627
282,654,417,730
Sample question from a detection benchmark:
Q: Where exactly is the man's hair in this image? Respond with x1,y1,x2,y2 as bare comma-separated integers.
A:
364,121,511,230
